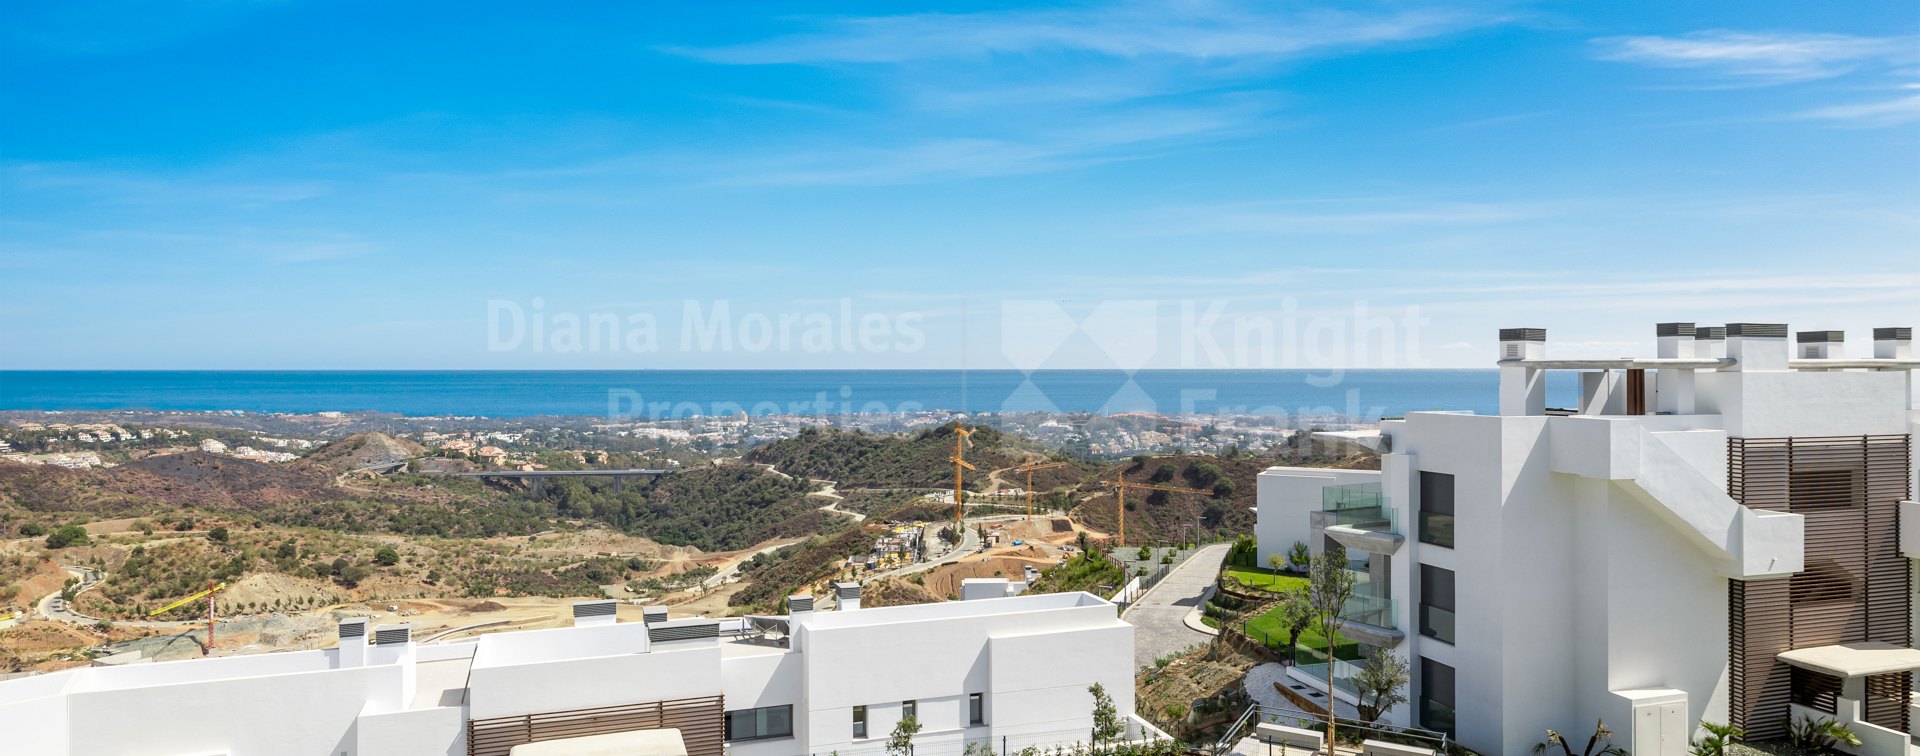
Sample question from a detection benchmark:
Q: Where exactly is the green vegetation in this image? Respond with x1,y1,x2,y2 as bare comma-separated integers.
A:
1027,548,1127,595
536,465,833,551
44,524,90,549
744,422,1040,490
1222,565,1305,592
1243,601,1360,663
729,527,880,611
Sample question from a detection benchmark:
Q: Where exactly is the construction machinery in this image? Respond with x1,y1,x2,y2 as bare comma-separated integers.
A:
1009,461,1068,520
1102,479,1209,547
949,427,976,531
149,580,226,653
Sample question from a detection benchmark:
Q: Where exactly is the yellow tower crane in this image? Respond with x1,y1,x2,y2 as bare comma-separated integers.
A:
1102,480,1209,547
949,427,975,531
148,580,227,653
1010,461,1067,520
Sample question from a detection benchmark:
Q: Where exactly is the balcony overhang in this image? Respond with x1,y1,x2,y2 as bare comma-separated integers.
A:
1338,619,1405,648
1324,524,1405,555
1778,642,1920,679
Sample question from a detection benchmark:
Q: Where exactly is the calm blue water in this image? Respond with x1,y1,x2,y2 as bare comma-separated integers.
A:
0,370,1580,421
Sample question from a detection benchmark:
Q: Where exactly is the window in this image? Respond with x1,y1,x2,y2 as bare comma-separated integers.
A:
853,705,867,739
1419,564,1455,645
725,705,793,742
969,693,984,726
1419,658,1456,735
1418,471,1455,548
902,700,917,720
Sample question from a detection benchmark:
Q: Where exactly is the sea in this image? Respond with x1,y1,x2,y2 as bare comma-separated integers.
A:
0,370,1584,422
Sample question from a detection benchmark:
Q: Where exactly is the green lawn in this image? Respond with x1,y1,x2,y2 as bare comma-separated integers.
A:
1241,596,1363,663
1222,565,1307,592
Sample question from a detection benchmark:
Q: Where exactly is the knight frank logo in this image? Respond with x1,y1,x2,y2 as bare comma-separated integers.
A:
998,300,1159,414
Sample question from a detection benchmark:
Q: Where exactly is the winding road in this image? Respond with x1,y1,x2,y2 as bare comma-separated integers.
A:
1121,543,1229,670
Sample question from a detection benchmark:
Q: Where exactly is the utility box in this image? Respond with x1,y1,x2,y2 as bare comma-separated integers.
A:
1615,689,1688,756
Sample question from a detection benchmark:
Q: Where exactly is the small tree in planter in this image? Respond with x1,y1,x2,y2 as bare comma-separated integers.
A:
1355,647,1410,723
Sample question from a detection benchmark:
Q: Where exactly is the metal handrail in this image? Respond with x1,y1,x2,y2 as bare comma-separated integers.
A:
1213,702,1452,754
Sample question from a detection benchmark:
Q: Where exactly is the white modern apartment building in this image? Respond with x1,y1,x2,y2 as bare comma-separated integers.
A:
0,584,1156,756
1257,323,1920,756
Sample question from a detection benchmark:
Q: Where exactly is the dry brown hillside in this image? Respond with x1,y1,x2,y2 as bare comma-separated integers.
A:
295,433,428,473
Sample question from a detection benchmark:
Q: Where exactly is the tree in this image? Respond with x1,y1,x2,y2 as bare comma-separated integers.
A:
1286,541,1310,573
1277,588,1314,661
887,714,922,756
1354,648,1410,722
1308,545,1357,746
373,547,400,566
18,522,46,537
1266,553,1284,584
1532,720,1629,756
1089,682,1124,748
207,526,229,543
46,525,90,549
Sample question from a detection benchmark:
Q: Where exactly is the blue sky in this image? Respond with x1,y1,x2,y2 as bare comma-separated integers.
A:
2,0,1916,370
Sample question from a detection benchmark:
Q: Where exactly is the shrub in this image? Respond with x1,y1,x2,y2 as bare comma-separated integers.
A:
18,523,46,537
373,547,400,566
46,525,90,549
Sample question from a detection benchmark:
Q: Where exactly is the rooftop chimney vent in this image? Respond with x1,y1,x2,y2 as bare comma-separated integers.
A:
572,599,618,627
788,595,814,613
647,619,720,644
373,624,412,646
642,605,669,624
1694,326,1726,341
1726,323,1787,338
1656,322,1695,337
1875,327,1913,360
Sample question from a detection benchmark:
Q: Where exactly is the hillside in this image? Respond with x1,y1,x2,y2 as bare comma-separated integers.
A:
1069,444,1378,544
529,464,839,552
296,432,428,473
743,422,1057,490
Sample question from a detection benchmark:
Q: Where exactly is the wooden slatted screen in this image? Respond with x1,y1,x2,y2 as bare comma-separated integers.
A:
466,694,725,756
1865,672,1911,733
1726,435,1911,741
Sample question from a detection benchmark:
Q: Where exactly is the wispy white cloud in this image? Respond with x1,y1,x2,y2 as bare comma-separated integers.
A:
1151,197,1553,235
671,2,1502,65
1592,30,1915,84
1793,92,1920,127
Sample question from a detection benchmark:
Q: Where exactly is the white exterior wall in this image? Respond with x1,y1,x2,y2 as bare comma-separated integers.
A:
1381,354,1917,756
796,597,1131,754
1255,466,1382,567
0,592,1137,756
720,648,804,756
66,663,405,756
467,644,722,720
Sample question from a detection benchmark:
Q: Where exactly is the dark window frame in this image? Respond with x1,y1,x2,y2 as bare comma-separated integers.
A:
1419,563,1456,645
1420,657,1457,735
969,692,984,726
1419,471,1455,548
902,699,917,721
853,705,867,739
724,704,794,742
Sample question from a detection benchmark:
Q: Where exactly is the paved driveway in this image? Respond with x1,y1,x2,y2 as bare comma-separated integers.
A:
1123,543,1229,669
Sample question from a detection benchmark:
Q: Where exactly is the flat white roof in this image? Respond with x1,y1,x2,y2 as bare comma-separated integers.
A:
799,590,1109,630
1778,642,1920,678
